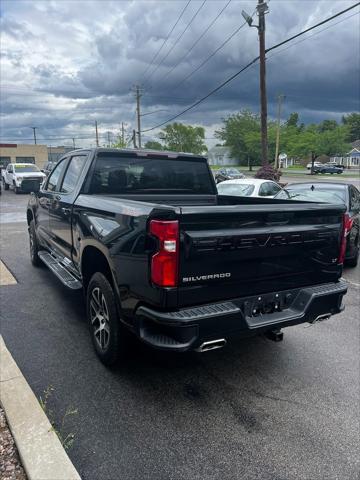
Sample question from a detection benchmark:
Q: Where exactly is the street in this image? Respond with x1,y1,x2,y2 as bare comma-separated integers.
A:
0,189,359,480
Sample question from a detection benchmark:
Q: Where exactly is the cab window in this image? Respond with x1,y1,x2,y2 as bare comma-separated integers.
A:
46,159,67,192
60,155,86,194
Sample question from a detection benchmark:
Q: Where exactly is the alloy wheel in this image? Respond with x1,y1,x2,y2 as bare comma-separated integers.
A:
90,287,110,351
29,229,35,259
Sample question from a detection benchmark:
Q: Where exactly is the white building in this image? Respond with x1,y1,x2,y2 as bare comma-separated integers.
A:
207,146,239,166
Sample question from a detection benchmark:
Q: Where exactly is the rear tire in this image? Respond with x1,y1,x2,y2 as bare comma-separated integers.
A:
87,272,130,366
29,220,42,267
14,186,20,194
346,246,359,268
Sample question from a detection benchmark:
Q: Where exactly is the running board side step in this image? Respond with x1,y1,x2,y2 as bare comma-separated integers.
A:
38,251,82,290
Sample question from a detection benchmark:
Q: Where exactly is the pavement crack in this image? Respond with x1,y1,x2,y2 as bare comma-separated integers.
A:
0,375,22,383
246,389,307,407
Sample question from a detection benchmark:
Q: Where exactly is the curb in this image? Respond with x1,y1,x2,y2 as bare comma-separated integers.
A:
0,336,81,480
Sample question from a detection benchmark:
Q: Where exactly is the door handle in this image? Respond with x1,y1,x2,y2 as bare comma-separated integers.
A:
61,207,71,215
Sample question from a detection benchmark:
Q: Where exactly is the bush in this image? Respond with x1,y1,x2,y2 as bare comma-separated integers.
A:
255,164,282,182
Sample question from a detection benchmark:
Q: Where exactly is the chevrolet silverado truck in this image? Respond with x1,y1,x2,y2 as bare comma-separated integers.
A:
27,148,348,365
2,163,46,193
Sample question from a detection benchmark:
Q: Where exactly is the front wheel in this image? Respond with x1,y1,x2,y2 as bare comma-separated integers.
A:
3,180,9,190
29,220,42,266
87,272,130,366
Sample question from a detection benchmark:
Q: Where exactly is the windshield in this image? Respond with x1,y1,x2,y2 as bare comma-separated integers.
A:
276,186,346,204
89,154,215,195
14,165,40,173
227,168,241,174
217,183,255,196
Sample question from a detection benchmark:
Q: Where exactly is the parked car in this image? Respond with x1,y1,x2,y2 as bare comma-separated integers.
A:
27,148,347,365
306,161,323,169
275,182,360,267
214,167,245,183
324,162,345,170
313,164,343,175
217,178,282,198
2,163,46,193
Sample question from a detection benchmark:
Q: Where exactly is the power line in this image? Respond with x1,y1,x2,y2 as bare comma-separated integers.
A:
160,0,232,84
266,2,360,54
171,12,255,90
142,57,259,133
144,0,207,86
267,11,359,60
141,2,360,133
141,0,192,81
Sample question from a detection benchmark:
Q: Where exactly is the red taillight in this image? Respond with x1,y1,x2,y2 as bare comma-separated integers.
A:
338,213,352,265
150,220,179,287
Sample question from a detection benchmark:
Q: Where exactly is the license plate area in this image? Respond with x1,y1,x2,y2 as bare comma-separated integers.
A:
242,289,298,318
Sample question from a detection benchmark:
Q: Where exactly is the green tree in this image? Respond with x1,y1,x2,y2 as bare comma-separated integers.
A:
144,140,163,150
215,110,279,166
316,126,349,156
159,123,207,154
286,112,299,128
282,123,349,159
215,110,261,165
318,119,338,132
111,134,127,148
342,113,360,142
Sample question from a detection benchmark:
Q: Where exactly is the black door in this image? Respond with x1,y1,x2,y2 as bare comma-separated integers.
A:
36,158,68,249
48,154,87,262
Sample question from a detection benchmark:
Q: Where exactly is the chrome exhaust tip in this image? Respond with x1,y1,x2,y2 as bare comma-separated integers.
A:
314,313,332,322
195,338,227,353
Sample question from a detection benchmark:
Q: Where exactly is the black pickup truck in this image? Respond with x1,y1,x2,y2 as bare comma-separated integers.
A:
27,148,347,365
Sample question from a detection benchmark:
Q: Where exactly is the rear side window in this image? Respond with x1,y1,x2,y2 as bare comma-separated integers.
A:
61,155,86,193
259,182,271,196
89,155,214,195
47,159,66,192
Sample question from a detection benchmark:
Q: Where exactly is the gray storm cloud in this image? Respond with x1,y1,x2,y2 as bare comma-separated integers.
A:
0,0,359,145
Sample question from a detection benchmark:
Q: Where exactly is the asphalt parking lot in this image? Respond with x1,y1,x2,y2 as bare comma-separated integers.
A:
0,188,359,480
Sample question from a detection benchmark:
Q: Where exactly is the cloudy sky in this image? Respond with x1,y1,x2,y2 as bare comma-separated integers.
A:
0,0,359,148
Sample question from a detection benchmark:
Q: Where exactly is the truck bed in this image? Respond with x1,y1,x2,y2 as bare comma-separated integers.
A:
74,192,345,309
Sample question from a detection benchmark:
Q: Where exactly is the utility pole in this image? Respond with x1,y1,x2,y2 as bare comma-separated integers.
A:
274,94,285,169
72,137,76,149
133,85,143,148
107,131,111,147
31,127,37,145
242,1,269,167
95,120,99,147
257,0,269,165
121,122,125,145
132,129,137,148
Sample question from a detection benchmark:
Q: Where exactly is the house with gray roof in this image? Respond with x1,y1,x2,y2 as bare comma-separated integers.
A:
330,139,360,168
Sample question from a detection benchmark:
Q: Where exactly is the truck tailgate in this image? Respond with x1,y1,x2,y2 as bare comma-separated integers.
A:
178,202,345,308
